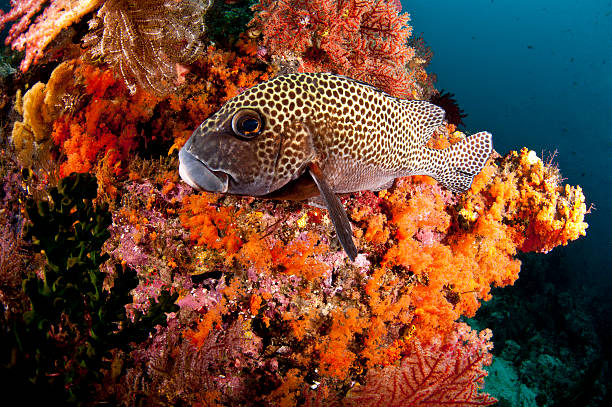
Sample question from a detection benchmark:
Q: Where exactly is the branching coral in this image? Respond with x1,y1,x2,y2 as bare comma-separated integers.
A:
0,0,103,71
119,317,264,405
345,323,496,406
83,0,211,94
0,164,33,324
251,0,418,98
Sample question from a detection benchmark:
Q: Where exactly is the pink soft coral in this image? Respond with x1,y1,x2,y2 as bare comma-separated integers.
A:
0,0,103,71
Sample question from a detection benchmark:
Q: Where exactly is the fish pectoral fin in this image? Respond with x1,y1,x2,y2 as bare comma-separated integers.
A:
308,162,358,261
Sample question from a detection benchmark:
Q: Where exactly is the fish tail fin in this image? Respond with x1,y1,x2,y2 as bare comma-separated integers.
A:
430,131,493,193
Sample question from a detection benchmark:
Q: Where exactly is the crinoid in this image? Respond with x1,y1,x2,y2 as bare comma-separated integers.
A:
431,90,468,128
83,0,211,94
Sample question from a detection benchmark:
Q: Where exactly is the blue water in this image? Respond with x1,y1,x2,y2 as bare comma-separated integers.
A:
406,0,612,285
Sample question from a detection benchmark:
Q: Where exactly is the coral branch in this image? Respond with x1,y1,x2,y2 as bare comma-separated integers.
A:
346,323,497,407
251,0,418,98
0,0,103,71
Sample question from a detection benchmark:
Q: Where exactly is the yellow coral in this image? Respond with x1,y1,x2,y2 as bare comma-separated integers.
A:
11,60,78,167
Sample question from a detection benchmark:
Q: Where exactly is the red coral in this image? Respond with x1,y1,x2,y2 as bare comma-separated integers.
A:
345,323,497,407
251,0,416,97
50,62,158,177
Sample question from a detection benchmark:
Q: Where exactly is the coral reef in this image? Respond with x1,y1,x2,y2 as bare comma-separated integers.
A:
251,0,423,98
0,1,592,405
83,0,211,94
11,36,274,185
1,173,178,402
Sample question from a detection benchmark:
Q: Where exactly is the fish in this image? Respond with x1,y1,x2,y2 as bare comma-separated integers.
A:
179,72,493,261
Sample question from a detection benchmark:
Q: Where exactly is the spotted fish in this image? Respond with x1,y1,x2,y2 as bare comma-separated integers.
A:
179,73,492,260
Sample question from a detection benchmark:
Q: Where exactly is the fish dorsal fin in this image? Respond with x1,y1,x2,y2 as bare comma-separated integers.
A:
308,162,357,261
402,100,446,146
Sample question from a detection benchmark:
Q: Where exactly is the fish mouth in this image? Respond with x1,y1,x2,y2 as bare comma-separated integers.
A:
179,148,229,193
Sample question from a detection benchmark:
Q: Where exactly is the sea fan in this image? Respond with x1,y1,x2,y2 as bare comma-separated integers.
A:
345,324,497,407
82,0,211,94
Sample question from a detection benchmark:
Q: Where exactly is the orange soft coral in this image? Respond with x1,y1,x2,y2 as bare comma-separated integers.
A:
173,142,588,404
459,148,589,253
179,192,243,258
49,61,159,177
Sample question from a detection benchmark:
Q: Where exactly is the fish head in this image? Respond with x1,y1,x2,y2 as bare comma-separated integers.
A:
179,78,316,196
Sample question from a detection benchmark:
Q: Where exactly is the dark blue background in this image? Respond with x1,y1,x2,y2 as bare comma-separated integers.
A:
405,0,611,285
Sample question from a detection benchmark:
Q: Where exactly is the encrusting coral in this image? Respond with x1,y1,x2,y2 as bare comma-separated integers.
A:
0,0,591,405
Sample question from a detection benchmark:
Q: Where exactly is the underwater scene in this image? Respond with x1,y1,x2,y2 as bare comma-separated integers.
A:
0,0,608,405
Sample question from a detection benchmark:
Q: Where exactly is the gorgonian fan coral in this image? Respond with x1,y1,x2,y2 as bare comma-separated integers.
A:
82,0,211,94
0,0,103,71
345,323,496,406
250,0,419,98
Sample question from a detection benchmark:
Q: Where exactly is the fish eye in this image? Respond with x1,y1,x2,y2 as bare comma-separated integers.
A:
231,109,263,139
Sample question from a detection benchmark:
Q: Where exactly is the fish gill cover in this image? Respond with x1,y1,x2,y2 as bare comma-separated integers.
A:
0,0,589,405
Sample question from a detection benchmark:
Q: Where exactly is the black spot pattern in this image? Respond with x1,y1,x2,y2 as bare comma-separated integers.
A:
194,72,492,195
